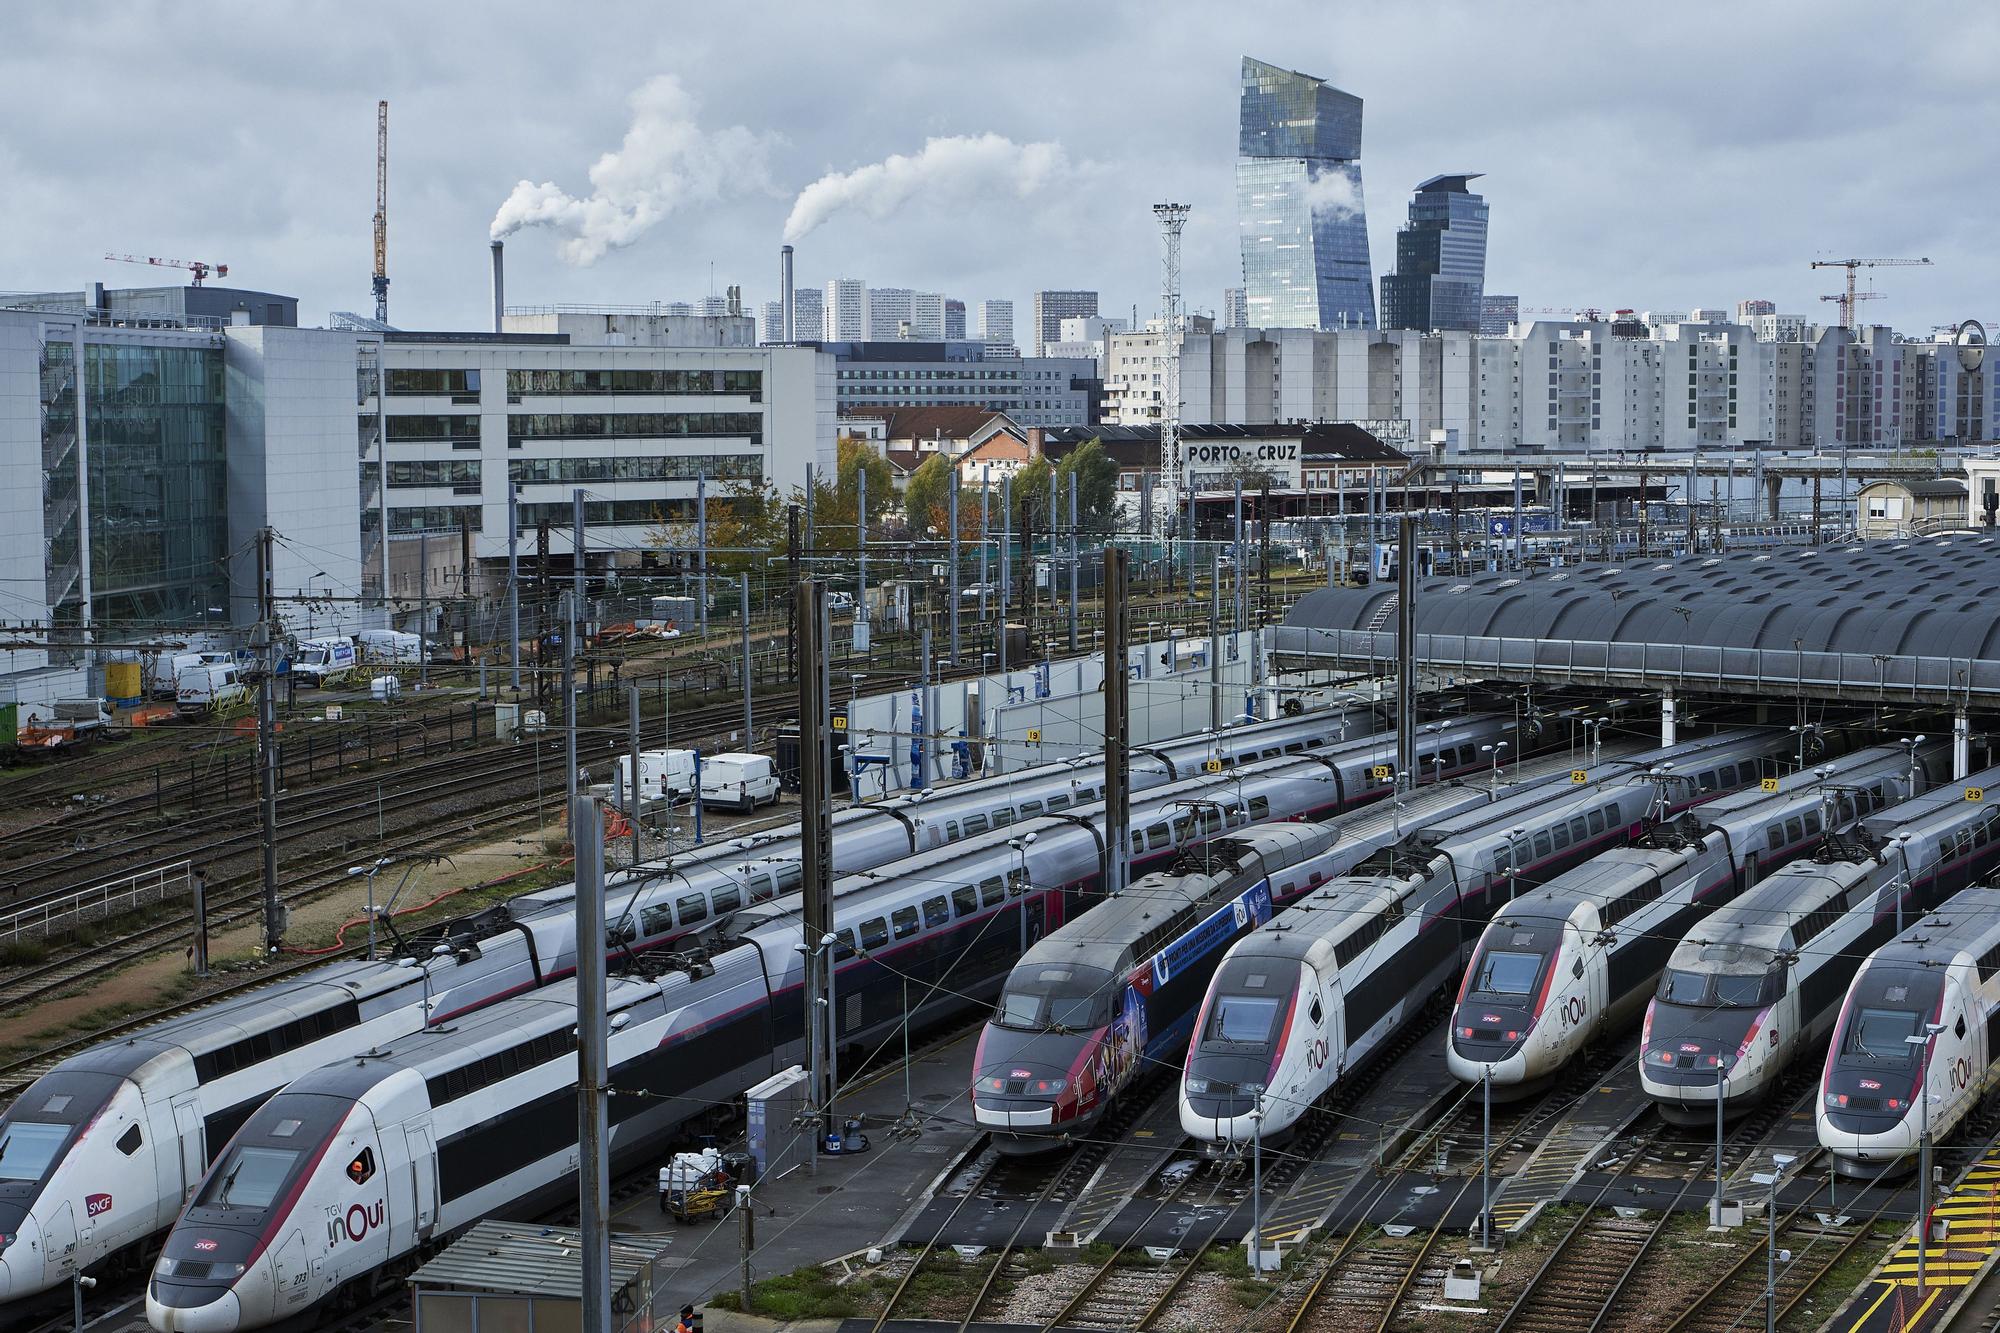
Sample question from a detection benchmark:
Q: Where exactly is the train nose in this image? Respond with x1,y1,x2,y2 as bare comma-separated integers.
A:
146,1285,242,1333
0,1215,41,1301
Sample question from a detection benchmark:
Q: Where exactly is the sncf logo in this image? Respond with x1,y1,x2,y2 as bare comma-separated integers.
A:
327,1200,385,1245
84,1193,113,1219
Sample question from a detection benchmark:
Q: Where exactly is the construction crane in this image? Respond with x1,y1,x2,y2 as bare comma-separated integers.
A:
104,253,229,286
372,100,390,325
1808,256,1932,329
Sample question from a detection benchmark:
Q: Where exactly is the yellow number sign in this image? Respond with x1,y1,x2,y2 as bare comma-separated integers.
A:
832,716,847,731
1026,728,1042,743
1370,764,1392,781
1969,787,1986,803
1203,759,1224,774
1760,777,1779,793
1570,770,1587,784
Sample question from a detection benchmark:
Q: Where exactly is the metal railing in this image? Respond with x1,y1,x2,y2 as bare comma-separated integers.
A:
3,860,193,943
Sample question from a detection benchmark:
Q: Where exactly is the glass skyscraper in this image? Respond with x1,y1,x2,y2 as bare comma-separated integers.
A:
1380,174,1490,333
1236,57,1374,330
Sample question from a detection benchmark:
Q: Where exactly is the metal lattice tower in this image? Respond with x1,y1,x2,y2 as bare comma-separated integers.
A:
1154,203,1190,536
372,100,390,324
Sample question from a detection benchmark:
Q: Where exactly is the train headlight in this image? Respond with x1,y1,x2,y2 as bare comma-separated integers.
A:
1826,1093,1849,1108
1031,1078,1067,1096
1185,1078,1210,1094
1241,1082,1267,1095
0,1233,11,1255
155,1257,246,1278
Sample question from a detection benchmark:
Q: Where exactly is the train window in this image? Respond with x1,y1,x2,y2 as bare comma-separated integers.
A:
1570,817,1588,843
640,905,674,937
1958,1015,1969,1040
1007,868,1029,897
1021,800,1044,817
1131,833,1144,856
712,886,742,915
964,814,989,835
777,864,804,892
891,907,920,940
1767,826,1783,852
1587,810,1604,835
945,820,960,840
676,893,707,927
1148,826,1171,850
993,807,1015,827
1250,796,1271,819
751,871,777,902
197,1147,299,1210
1047,794,1071,811
117,1124,142,1156
1803,812,1820,835
1552,824,1571,850
1284,741,1304,754
952,886,979,917
1308,996,1324,1026
1785,818,1803,844
1697,769,1718,792
923,896,951,928
345,1148,376,1186
979,877,1006,908
1534,832,1552,859
860,917,890,952
833,930,857,961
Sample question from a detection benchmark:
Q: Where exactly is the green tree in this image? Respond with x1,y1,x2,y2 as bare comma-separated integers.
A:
1013,457,1055,527
805,438,895,553
1052,438,1120,533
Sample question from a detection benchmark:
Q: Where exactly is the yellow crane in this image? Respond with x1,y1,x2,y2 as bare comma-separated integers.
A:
1809,256,1931,329
372,100,389,324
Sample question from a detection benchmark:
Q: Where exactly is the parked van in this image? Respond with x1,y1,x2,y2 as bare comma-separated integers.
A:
176,664,247,712
699,752,781,813
293,636,359,686
356,629,423,664
147,650,231,699
614,748,698,807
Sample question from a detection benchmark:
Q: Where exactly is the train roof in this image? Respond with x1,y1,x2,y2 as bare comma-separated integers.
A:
1230,879,1406,964
1859,763,2000,839
1016,871,1225,974
1874,888,2000,966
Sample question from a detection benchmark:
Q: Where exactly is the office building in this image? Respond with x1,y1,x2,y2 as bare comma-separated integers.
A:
4,281,301,328
1237,56,1374,330
1031,290,1097,356
1222,288,1248,328
825,340,1095,428
944,299,967,341
824,279,867,340
979,300,1015,346
1480,295,1519,336
908,291,946,341
1736,298,1777,320
1044,315,1129,367
1380,174,1489,333
758,286,824,344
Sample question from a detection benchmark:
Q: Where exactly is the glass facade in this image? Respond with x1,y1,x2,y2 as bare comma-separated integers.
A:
1380,174,1489,332
40,341,83,636
1237,57,1374,330
81,342,228,625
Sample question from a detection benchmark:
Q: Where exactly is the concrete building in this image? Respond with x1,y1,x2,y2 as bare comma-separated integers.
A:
1044,315,1129,368
867,287,913,340
1736,298,1777,320
1380,174,1489,333
979,299,1015,346
822,341,1095,428
1479,295,1519,337
6,282,300,328
1038,422,1407,512
759,287,824,344
824,279,867,341
501,306,756,348
909,291,946,341
1856,477,1966,538
1031,290,1097,357
944,299,967,341
1222,288,1248,329
1237,56,1374,330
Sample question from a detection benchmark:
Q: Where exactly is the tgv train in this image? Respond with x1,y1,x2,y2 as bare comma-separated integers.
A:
1819,887,2000,1177
137,719,1453,1330
1179,728,1805,1146
0,962,451,1318
0,706,1410,1317
147,977,686,1333
1448,743,1941,1096
1643,762,2000,1123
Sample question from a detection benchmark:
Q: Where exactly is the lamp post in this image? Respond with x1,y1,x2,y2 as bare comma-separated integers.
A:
1587,718,1607,768
1247,1094,1267,1271
1903,734,1929,795
848,673,868,802
1482,742,1509,792
1759,1152,1796,1333
1907,1022,1946,1291
345,856,393,959
1713,1053,1732,1227
1480,1065,1494,1250
1008,833,1037,952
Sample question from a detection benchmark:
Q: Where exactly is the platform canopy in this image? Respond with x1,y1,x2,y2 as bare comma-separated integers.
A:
1271,533,2000,707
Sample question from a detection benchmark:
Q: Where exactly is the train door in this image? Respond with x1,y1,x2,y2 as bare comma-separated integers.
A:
171,1097,205,1201
45,1202,76,1278
405,1122,438,1243
272,1231,309,1310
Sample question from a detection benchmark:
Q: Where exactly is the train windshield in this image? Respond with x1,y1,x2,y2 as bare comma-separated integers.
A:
0,1122,67,1183
1844,1009,1922,1063
994,965,1114,1032
197,1147,297,1209
1212,996,1281,1043
1471,951,1541,998
1657,945,1783,1008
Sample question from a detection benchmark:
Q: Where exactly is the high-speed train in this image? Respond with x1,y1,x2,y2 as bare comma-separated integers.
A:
975,742,1655,1150
0,705,1417,1316
1643,761,2000,1123
1818,887,2000,1177
1447,742,1943,1096
1174,729,1788,1146
138,718,1492,1331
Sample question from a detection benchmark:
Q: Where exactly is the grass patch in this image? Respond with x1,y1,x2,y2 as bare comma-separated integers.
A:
705,1264,892,1320
54,972,199,1034
0,938,48,966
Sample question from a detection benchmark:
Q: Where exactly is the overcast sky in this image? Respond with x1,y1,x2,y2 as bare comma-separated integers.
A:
5,2,1995,338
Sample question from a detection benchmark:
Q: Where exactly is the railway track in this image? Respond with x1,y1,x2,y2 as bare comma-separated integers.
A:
1281,1171,1483,1333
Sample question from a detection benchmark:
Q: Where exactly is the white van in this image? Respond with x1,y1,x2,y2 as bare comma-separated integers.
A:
148,650,231,699
700,753,781,813
614,748,697,807
356,629,423,664
294,636,359,686
176,664,247,712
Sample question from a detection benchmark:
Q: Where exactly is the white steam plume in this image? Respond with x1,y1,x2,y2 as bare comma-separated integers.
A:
1301,167,1364,220
784,134,1072,242
490,75,775,265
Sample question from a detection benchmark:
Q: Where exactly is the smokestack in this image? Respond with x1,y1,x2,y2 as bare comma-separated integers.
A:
490,241,505,334
781,244,795,343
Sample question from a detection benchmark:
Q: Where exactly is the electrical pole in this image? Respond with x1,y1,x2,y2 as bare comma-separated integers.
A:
417,530,429,688
1396,513,1418,799
999,471,1011,676
1209,549,1223,731
508,485,521,691
256,527,281,955
948,471,961,666
697,473,709,641
1155,202,1189,564
786,504,800,682
1067,472,1079,652
740,572,753,746
572,790,611,1333
796,578,835,1149
1103,547,1131,898
566,490,584,805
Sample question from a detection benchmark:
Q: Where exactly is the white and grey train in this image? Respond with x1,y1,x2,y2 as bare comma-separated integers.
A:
138,716,1505,1331
1179,727,1803,1146
1644,761,2000,1123
1818,887,2000,1176
0,705,1423,1318
1448,742,1944,1096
